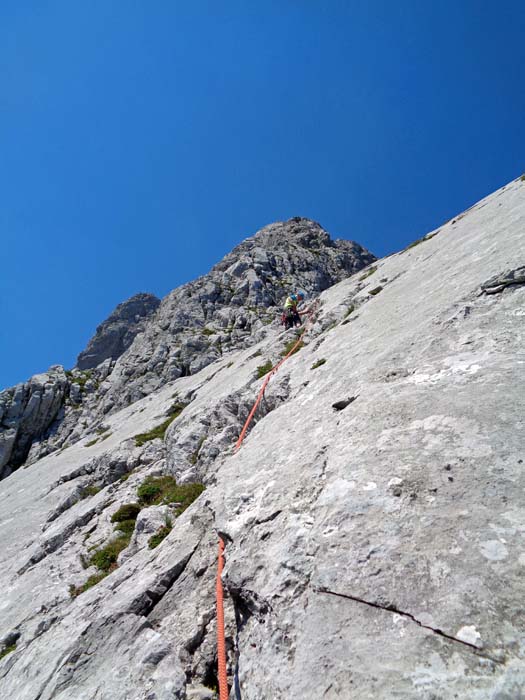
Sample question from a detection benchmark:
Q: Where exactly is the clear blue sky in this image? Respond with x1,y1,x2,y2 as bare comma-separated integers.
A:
2,1,524,390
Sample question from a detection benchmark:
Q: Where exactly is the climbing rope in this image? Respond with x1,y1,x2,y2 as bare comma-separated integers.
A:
235,301,320,451
215,301,319,698
216,536,229,700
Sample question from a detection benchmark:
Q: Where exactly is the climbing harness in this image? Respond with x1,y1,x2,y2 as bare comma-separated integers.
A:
215,300,319,698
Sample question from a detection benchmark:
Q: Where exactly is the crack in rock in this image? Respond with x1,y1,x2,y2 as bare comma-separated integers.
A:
315,586,502,664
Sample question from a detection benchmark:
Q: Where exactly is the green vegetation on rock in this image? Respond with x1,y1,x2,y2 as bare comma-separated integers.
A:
69,572,108,598
281,336,304,357
137,475,205,514
111,503,141,523
256,360,273,378
149,519,173,549
359,266,377,281
311,358,326,370
0,644,16,660
89,535,131,572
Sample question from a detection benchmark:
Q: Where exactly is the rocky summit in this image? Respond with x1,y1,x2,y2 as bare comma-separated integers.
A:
0,182,524,699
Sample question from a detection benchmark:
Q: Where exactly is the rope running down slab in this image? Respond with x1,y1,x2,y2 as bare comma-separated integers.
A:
215,302,319,698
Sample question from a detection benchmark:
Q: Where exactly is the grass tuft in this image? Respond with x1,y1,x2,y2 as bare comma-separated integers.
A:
0,644,16,660
110,503,141,523
256,360,273,378
281,335,304,357
311,358,326,370
134,403,186,447
149,518,173,549
137,476,205,514
359,266,377,281
69,572,108,598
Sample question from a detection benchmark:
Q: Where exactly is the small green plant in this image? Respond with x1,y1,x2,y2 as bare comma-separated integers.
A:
226,361,234,368
404,231,438,251
520,174,525,182
167,401,187,417
69,370,93,389
202,327,215,336
137,476,205,514
114,519,136,536
311,358,326,370
344,305,355,318
0,644,16,660
256,360,273,378
85,438,99,447
369,286,383,296
190,436,206,465
134,403,185,446
79,485,101,499
111,503,141,523
149,518,173,549
89,535,130,572
96,425,111,435
359,266,377,281
69,572,108,598
281,336,304,357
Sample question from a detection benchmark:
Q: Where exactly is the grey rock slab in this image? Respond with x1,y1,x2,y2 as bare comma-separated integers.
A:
0,178,524,699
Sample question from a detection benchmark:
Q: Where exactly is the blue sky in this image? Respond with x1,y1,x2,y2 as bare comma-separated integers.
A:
2,1,524,390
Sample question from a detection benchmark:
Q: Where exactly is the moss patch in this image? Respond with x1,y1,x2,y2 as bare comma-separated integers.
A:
311,358,326,370
0,644,16,660
359,266,377,281
89,535,131,572
404,231,438,251
256,360,273,378
281,336,304,357
134,403,186,447
190,436,206,465
149,521,173,549
69,572,108,598
111,503,141,523
137,476,205,514
79,485,101,499
369,286,383,296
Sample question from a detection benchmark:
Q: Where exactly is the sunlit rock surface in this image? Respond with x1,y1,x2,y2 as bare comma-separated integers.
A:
0,179,524,698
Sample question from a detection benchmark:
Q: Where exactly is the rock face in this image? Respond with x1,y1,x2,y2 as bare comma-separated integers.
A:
0,366,68,478
76,292,161,370
0,179,524,699
0,218,374,475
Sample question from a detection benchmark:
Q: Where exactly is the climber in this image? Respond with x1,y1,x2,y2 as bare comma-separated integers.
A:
282,290,307,330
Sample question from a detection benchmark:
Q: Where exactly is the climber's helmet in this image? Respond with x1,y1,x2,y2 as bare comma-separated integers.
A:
297,290,306,300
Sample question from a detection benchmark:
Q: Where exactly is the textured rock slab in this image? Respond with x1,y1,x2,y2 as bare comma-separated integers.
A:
0,178,524,699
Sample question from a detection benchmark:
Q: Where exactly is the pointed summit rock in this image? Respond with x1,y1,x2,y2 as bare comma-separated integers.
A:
76,293,161,370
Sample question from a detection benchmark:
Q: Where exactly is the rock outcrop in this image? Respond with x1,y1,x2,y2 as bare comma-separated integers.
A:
0,179,524,699
0,366,68,478
0,218,374,476
76,292,161,370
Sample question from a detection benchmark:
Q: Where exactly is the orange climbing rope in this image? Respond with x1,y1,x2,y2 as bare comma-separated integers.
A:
215,301,319,698
216,536,229,700
235,301,319,451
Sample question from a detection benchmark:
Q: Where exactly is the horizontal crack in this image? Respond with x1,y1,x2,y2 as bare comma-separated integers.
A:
315,586,502,664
